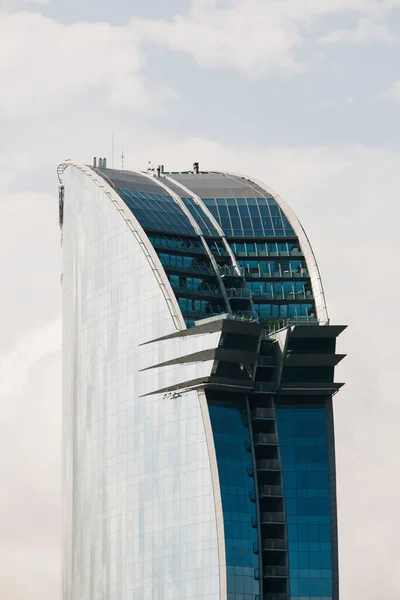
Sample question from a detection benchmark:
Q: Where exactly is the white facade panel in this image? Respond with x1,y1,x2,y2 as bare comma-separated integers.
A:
62,166,220,600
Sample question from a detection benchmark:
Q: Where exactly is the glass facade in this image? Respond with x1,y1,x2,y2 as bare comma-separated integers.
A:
61,165,342,600
117,188,196,235
203,197,296,237
181,197,220,236
62,166,220,600
276,405,333,600
208,394,260,600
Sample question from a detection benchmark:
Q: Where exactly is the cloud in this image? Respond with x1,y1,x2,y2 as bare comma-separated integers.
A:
0,322,61,600
0,190,61,352
378,79,400,99
0,319,60,401
0,11,176,118
316,17,396,44
131,0,400,76
1,0,50,8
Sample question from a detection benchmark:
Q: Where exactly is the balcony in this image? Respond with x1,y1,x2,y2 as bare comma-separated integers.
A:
243,268,309,279
263,538,286,551
161,262,215,276
151,239,206,255
232,310,259,322
254,433,278,446
262,316,320,337
264,566,288,578
219,265,243,277
252,407,275,420
257,459,281,471
251,290,313,301
236,250,302,258
259,485,283,498
226,287,252,300
183,309,224,320
257,356,274,367
261,512,285,524
254,382,276,394
171,284,221,298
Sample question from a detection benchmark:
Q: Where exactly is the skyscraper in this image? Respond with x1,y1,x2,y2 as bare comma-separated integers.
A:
59,160,345,600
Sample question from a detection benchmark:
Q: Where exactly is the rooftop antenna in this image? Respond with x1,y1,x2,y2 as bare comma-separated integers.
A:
121,150,124,169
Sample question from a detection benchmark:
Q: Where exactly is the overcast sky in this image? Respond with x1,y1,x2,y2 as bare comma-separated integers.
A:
1,0,400,598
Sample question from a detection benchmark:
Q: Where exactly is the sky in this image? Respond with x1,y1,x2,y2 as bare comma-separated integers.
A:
0,0,400,598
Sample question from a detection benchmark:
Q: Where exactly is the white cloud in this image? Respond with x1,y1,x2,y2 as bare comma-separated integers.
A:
0,319,60,400
1,0,50,8
0,190,61,352
316,17,396,44
131,0,400,76
0,325,61,600
378,79,400,99
0,11,175,117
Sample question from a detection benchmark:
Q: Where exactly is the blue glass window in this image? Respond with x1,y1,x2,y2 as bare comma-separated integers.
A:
202,198,296,237
117,188,196,235
208,395,260,599
147,234,205,254
181,197,220,236
276,405,333,599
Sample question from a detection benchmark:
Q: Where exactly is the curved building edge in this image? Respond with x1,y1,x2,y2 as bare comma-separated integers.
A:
60,163,226,600
213,171,330,325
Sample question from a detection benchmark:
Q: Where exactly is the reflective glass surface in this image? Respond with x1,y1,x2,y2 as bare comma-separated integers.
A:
208,394,260,600
232,241,302,257
253,303,315,321
237,259,308,278
248,281,312,299
202,198,296,237
147,233,205,255
181,197,220,236
167,274,221,296
177,297,224,319
275,406,333,600
63,168,220,600
117,188,196,235
158,252,214,275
